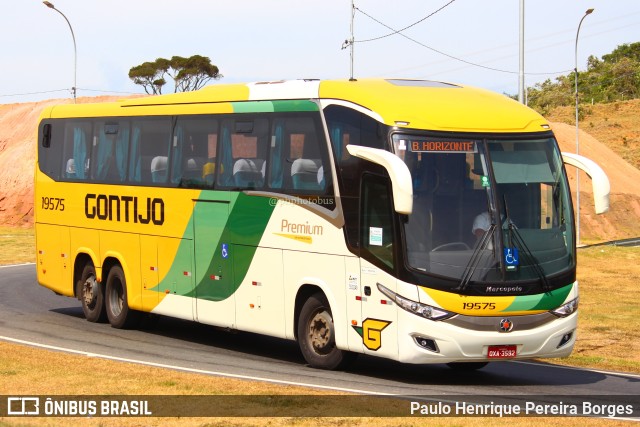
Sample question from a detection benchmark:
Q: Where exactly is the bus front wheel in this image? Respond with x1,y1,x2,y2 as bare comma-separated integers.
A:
105,265,140,329
78,263,106,323
297,292,355,370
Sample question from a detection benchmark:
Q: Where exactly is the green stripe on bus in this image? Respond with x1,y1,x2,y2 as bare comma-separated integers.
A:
504,283,573,312
272,100,319,112
190,193,275,301
231,101,275,113
231,100,319,113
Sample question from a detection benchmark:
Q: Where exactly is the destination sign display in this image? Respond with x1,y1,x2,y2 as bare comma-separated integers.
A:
408,139,477,153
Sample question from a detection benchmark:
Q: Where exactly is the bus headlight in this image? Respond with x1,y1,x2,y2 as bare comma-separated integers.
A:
377,283,454,321
551,297,579,317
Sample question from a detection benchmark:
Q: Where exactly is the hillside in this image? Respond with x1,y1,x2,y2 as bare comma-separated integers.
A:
0,97,121,227
548,99,640,242
1,96,640,243
546,99,640,171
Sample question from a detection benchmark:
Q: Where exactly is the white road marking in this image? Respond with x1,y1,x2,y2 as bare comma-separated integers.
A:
0,262,35,269
1,335,638,421
0,335,391,396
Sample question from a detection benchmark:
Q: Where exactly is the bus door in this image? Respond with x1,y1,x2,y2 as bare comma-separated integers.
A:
193,198,235,328
357,174,399,360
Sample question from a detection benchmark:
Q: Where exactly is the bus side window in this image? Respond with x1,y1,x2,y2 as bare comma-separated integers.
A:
269,115,331,194
62,121,92,181
203,132,218,187
37,122,64,181
170,117,218,188
324,105,388,249
92,121,130,183
217,118,269,189
131,118,172,185
361,174,395,270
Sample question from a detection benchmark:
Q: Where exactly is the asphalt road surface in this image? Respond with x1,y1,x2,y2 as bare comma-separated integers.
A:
1,263,638,409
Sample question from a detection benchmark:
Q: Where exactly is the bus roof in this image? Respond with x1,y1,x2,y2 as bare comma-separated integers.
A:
45,79,549,133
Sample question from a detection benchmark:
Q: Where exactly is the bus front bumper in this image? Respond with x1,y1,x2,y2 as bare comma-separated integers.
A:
396,309,577,365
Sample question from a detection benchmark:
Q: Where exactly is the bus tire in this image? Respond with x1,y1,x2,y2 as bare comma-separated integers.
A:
446,362,489,371
297,292,355,370
105,265,140,329
78,262,106,323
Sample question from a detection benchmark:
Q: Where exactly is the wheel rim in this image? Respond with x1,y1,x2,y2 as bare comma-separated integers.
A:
108,279,124,317
82,275,97,309
307,309,333,355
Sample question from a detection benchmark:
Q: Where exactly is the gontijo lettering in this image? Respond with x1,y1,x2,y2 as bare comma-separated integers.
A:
85,194,165,225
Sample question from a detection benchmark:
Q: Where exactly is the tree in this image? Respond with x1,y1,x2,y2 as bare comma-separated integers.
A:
129,55,222,94
602,42,640,64
525,43,640,114
128,58,170,95
169,55,222,92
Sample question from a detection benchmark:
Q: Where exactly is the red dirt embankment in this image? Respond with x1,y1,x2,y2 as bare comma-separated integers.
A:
1,97,639,242
553,122,640,242
0,97,120,226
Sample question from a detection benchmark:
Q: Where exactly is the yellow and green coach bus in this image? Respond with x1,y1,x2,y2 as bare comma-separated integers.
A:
35,79,609,370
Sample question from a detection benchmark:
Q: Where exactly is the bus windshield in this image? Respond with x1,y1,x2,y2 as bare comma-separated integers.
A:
392,133,575,286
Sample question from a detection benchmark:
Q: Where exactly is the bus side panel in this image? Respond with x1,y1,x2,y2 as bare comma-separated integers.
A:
99,230,142,311
140,234,159,312
153,236,195,321
344,256,363,353
283,251,347,349
234,247,285,338
70,227,100,280
35,223,72,297
358,260,399,361
192,199,234,327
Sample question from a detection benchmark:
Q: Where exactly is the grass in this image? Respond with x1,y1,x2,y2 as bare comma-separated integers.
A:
556,246,640,372
0,341,635,427
0,227,34,265
0,227,638,426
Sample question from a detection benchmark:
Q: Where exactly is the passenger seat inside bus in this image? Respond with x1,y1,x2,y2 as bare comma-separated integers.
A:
291,158,322,190
233,158,265,188
151,156,168,183
65,159,76,179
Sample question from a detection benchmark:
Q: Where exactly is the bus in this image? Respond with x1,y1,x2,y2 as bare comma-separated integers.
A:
35,78,609,370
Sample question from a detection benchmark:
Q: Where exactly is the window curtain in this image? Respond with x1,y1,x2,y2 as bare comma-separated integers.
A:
269,120,285,189
171,125,184,184
73,127,87,179
128,125,142,182
330,125,343,162
95,129,113,180
115,125,130,181
219,125,233,186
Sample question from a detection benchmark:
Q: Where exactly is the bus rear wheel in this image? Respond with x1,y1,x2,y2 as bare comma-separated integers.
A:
297,292,355,370
78,263,106,323
105,265,140,329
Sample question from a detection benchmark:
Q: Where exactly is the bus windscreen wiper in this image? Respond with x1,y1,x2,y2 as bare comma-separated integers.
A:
457,223,496,292
503,196,551,291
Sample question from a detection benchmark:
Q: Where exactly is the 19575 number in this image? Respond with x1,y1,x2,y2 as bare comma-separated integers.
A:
41,197,65,211
462,302,496,310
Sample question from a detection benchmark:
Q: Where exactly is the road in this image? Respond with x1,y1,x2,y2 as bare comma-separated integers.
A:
1,263,639,410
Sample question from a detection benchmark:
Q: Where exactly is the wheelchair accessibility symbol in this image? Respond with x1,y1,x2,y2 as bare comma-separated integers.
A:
504,247,519,270
221,243,229,259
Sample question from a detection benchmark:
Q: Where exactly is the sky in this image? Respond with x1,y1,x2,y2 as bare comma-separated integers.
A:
1,0,639,104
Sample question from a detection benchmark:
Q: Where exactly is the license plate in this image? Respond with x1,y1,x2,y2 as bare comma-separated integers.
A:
487,345,517,359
